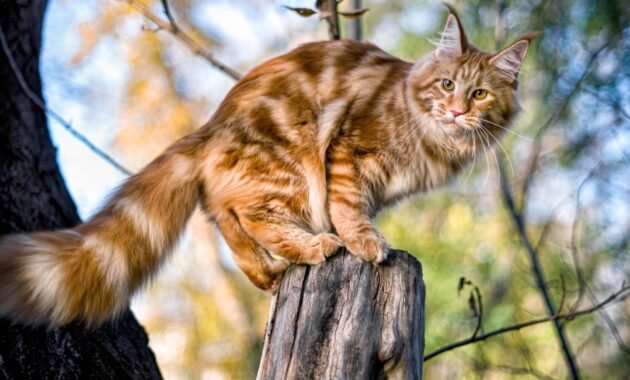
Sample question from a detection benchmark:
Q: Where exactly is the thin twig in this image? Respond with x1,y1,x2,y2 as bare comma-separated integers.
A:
346,0,363,40
568,163,605,312
160,0,179,32
519,39,617,210
326,0,341,40
584,283,630,354
534,159,605,251
123,0,242,80
458,278,485,339
424,284,630,361
555,276,566,317
533,160,630,355
0,23,133,176
466,353,555,380
499,160,580,379
471,286,483,339
493,3,581,376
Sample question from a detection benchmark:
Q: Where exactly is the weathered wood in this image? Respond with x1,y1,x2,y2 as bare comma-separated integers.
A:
257,249,425,379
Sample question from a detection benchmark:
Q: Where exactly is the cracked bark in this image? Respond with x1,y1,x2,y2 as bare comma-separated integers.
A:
0,1,161,378
257,249,425,379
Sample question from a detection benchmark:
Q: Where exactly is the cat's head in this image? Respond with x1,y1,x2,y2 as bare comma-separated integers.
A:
406,4,538,159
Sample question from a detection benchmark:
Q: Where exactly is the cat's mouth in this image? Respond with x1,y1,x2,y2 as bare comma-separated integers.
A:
440,118,474,133
436,112,471,128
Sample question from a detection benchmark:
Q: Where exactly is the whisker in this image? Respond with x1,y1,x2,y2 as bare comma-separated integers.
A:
478,117,533,142
479,128,501,179
477,128,492,186
382,109,412,127
463,130,478,183
483,127,515,177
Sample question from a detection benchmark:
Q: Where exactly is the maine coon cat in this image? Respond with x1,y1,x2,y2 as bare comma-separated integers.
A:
0,5,536,326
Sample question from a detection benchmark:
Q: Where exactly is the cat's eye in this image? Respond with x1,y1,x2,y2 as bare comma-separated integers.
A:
442,79,455,91
473,89,488,99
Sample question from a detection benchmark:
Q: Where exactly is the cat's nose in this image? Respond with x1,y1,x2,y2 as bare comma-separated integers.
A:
450,110,465,118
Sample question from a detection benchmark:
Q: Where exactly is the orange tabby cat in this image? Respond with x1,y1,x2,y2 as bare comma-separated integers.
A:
0,5,536,326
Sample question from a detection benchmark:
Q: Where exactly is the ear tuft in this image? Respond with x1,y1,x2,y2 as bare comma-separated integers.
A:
434,5,469,59
490,39,530,80
435,15,462,58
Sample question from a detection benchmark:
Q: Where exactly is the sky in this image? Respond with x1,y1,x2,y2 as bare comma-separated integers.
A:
41,0,315,218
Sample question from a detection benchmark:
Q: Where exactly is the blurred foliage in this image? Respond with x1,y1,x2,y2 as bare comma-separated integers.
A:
43,0,628,378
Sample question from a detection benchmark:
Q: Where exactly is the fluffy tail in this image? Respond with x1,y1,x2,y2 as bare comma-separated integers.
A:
0,137,202,327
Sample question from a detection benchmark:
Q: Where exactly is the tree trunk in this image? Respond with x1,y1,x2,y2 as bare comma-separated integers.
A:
0,1,161,378
257,249,425,379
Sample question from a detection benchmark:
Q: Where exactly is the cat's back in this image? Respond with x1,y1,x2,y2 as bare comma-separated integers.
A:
283,39,407,77
254,40,404,75
204,40,411,151
219,40,411,108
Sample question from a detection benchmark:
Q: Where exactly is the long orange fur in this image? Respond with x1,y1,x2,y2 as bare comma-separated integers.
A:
0,6,536,326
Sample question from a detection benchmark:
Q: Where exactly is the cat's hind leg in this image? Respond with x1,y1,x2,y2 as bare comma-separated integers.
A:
216,212,289,292
234,205,343,266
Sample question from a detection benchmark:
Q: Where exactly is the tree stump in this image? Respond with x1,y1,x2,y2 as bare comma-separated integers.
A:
257,249,425,379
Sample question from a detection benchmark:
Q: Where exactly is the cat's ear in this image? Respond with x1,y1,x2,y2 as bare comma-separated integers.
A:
434,3,469,59
490,32,540,80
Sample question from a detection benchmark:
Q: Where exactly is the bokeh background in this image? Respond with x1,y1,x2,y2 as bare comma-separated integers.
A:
40,0,628,378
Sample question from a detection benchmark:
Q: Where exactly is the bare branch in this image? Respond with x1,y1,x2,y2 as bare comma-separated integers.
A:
424,284,630,361
123,0,242,80
555,276,566,317
0,23,133,176
318,0,341,40
585,283,630,355
471,286,483,339
459,278,484,339
499,160,580,379
159,0,179,32
532,160,630,355
519,39,618,210
535,160,605,251
494,365,555,380
493,3,581,376
567,164,605,312
345,0,365,40
466,354,555,380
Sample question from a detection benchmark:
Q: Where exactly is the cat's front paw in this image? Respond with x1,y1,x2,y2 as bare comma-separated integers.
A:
299,233,344,265
343,232,389,263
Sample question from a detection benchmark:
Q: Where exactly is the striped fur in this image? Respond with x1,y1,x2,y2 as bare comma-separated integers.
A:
0,136,202,326
0,5,534,326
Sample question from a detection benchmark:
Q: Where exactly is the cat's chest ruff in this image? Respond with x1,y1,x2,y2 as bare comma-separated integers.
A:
382,153,453,202
384,165,422,202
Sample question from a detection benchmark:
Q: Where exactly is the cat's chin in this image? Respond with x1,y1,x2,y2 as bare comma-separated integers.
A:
440,121,472,136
